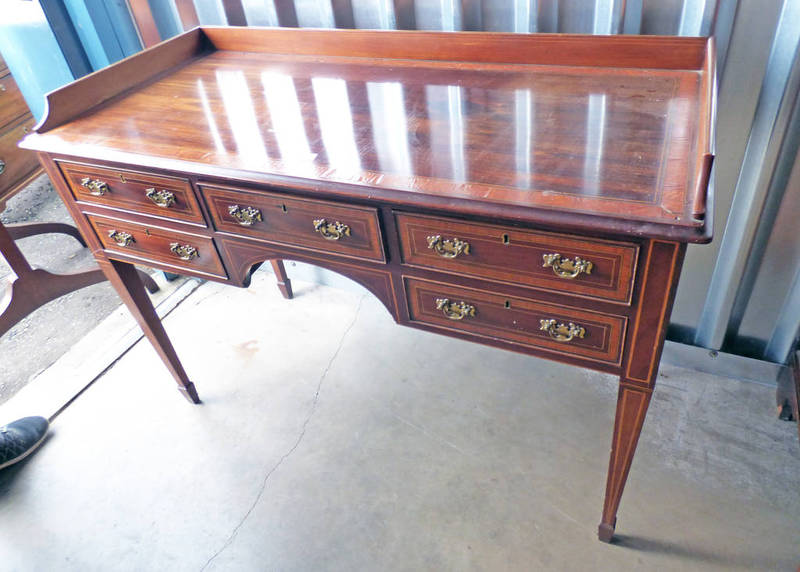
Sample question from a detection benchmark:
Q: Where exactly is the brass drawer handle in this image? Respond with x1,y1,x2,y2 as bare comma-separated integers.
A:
539,319,586,342
228,205,262,226
435,298,476,321
313,218,350,241
145,188,176,208
169,242,199,261
542,253,593,279
80,177,109,196
108,230,134,248
427,235,470,259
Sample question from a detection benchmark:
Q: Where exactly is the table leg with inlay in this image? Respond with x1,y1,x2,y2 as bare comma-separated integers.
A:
598,240,686,542
97,258,200,404
269,259,293,300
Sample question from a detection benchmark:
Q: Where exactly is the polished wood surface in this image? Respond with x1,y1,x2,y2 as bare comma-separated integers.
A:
201,182,385,262
22,28,715,544
0,71,30,129
396,212,638,304
405,276,626,365
24,28,714,242
0,116,39,198
87,214,227,278
0,59,143,340
61,160,205,225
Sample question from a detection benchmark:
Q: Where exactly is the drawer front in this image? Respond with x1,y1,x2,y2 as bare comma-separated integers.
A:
0,73,29,128
60,162,204,225
397,213,638,304
87,215,226,278
0,116,39,196
201,184,385,262
405,277,626,365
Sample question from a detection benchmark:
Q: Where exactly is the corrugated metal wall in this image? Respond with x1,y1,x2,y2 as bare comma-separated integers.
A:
13,0,799,368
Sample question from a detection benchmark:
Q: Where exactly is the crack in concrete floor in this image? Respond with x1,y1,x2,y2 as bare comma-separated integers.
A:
199,295,366,571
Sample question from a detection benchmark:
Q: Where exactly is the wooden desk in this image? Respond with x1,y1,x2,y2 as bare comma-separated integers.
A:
21,28,715,542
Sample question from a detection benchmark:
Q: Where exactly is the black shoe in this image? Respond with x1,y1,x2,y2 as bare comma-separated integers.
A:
0,416,49,470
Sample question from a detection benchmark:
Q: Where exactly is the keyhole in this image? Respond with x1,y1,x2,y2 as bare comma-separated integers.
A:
119,174,127,183
504,300,511,309
280,204,287,213
502,234,510,245
144,228,151,236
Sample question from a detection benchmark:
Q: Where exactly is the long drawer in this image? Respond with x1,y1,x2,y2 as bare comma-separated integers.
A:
396,212,638,304
201,183,385,262
60,161,205,225
87,214,226,278
0,116,39,198
404,277,627,365
0,71,28,129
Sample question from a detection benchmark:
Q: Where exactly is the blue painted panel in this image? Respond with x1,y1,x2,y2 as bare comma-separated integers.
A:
148,0,183,40
0,1,75,121
84,0,143,62
63,0,111,69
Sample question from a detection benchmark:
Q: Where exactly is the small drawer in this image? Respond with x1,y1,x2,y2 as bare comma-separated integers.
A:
404,277,626,365
396,213,638,304
0,72,29,128
87,214,226,278
59,161,204,225
0,116,39,195
201,183,385,262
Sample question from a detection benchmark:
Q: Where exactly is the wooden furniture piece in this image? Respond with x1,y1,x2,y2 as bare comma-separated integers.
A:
21,28,715,542
0,53,159,338
0,53,157,338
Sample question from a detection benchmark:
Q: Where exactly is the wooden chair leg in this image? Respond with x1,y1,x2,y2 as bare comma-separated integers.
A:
97,258,200,404
6,221,87,246
270,259,293,299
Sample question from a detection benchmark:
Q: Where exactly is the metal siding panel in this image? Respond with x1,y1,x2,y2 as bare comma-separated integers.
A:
623,0,643,34
414,0,460,30
693,0,800,350
765,264,800,363
670,0,783,332
240,0,280,26
558,0,596,34
145,0,184,40
61,0,110,70
351,0,396,28
726,91,800,353
91,0,144,58
39,0,93,76
194,0,227,25
640,0,682,35
295,0,337,27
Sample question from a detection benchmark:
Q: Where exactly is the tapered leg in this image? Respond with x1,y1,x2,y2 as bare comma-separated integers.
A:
270,259,293,299
98,258,200,403
598,383,652,542
598,240,686,542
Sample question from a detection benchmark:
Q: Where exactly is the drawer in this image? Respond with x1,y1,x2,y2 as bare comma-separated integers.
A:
396,213,638,304
0,116,39,197
0,72,29,129
201,183,385,262
87,214,226,278
60,161,205,225
404,277,626,365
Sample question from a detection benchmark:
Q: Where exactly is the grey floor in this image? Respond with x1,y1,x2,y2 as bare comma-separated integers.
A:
0,271,798,571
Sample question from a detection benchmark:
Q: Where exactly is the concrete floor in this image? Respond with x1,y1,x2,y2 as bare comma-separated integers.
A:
0,270,798,571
